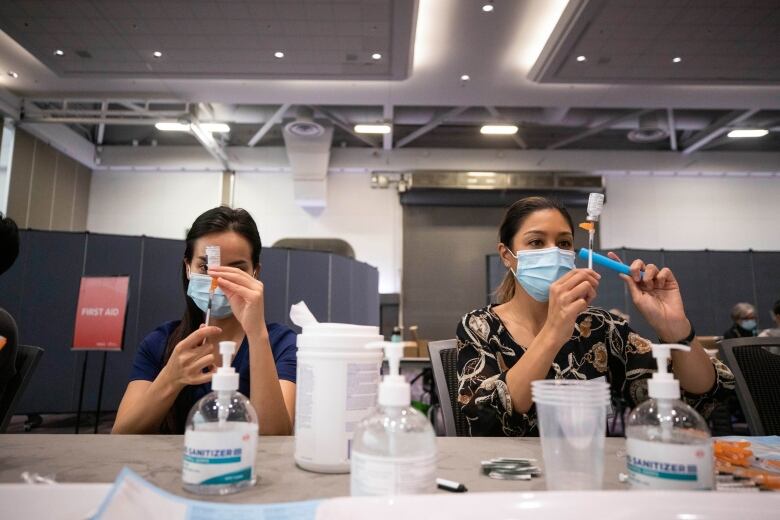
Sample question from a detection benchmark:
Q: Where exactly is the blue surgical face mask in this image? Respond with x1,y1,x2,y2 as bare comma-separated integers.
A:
187,273,233,319
740,319,757,331
508,246,575,302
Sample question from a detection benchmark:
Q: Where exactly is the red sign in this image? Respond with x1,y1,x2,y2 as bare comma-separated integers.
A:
73,276,130,351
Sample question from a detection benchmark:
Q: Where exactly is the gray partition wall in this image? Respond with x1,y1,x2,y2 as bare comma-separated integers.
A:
0,230,380,415
487,249,780,341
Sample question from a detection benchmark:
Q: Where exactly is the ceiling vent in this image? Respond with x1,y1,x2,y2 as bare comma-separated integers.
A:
284,106,325,137
627,112,669,143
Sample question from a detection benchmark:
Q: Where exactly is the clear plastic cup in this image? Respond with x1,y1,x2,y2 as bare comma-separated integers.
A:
532,380,610,491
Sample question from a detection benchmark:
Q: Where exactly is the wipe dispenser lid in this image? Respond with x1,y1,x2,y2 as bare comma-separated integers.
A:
368,341,410,407
212,341,239,391
648,343,690,399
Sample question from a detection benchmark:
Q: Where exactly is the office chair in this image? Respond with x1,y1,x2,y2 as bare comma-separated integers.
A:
718,337,780,436
0,345,44,432
428,339,470,437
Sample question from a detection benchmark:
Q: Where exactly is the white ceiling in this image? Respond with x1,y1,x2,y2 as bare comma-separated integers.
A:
0,0,414,79
0,0,779,109
531,0,780,84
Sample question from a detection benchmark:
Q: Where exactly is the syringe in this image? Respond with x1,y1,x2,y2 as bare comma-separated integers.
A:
204,246,221,326
580,193,605,269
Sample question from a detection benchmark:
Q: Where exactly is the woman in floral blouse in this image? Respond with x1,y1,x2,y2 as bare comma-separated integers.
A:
457,196,734,437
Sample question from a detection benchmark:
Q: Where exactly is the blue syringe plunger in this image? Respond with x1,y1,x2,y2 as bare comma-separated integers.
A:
578,248,643,278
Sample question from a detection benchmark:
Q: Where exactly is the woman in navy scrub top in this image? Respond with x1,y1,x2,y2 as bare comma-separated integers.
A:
113,207,297,435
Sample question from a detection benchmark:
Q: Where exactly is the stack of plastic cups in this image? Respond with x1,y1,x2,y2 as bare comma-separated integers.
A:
531,379,611,490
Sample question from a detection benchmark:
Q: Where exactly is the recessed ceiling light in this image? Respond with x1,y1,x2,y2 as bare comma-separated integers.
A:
576,55,586,62
468,171,497,177
480,124,518,135
152,51,162,58
155,121,190,132
7,71,18,79
482,3,494,12
354,124,392,134
54,49,64,57
460,74,471,81
672,56,682,63
371,52,382,60
200,122,231,133
274,51,285,59
727,129,768,138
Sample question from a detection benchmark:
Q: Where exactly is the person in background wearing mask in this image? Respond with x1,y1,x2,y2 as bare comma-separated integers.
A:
456,196,734,436
758,300,780,338
0,213,20,397
723,302,758,339
113,207,296,435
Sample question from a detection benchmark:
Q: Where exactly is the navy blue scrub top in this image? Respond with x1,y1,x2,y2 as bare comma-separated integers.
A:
129,321,298,405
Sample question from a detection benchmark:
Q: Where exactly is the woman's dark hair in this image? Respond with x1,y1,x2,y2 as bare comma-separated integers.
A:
0,213,20,276
494,196,574,304
161,206,262,433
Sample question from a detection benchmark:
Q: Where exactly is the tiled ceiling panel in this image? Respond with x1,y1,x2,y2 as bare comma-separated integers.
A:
0,0,416,79
530,0,780,84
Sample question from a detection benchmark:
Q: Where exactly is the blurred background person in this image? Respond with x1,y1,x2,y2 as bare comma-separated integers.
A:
723,302,758,339
758,300,780,338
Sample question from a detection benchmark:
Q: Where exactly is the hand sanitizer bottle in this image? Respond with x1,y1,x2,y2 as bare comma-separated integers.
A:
625,344,714,490
183,341,259,495
350,341,437,496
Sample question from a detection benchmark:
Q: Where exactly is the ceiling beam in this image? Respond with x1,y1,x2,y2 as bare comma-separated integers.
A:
19,123,96,168
547,109,655,150
681,109,760,155
383,104,394,151
96,101,107,145
395,106,469,149
248,103,290,147
485,106,528,149
96,146,780,175
666,108,677,151
310,105,379,148
190,121,231,169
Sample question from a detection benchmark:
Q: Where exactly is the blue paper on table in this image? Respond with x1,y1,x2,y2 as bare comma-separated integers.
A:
93,467,320,520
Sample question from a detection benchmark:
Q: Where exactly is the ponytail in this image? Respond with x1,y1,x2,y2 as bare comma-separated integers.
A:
495,271,516,304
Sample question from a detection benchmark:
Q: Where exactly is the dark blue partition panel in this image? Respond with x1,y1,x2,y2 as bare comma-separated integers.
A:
137,237,185,338
351,260,379,326
621,249,666,340
486,254,504,304
750,252,780,331
662,251,715,335
707,251,757,336
329,254,353,323
260,248,289,326
17,231,86,413
77,234,143,411
0,230,30,320
287,250,330,327
589,249,627,316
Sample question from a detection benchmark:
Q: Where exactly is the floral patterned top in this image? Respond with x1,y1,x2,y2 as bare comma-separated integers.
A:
456,305,736,437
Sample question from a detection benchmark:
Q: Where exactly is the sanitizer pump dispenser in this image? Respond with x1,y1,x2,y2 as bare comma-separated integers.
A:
350,341,437,496
625,344,714,490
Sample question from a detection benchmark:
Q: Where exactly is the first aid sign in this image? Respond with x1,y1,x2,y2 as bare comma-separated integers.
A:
73,276,130,351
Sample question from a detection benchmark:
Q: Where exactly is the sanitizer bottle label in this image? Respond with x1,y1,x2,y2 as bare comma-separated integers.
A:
626,438,714,490
350,451,437,496
183,423,258,486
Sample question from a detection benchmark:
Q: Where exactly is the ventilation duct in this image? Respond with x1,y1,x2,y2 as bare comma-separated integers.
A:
398,171,603,207
627,112,669,143
282,107,333,208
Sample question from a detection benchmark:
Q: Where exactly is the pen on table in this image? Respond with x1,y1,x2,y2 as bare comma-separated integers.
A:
437,477,468,493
